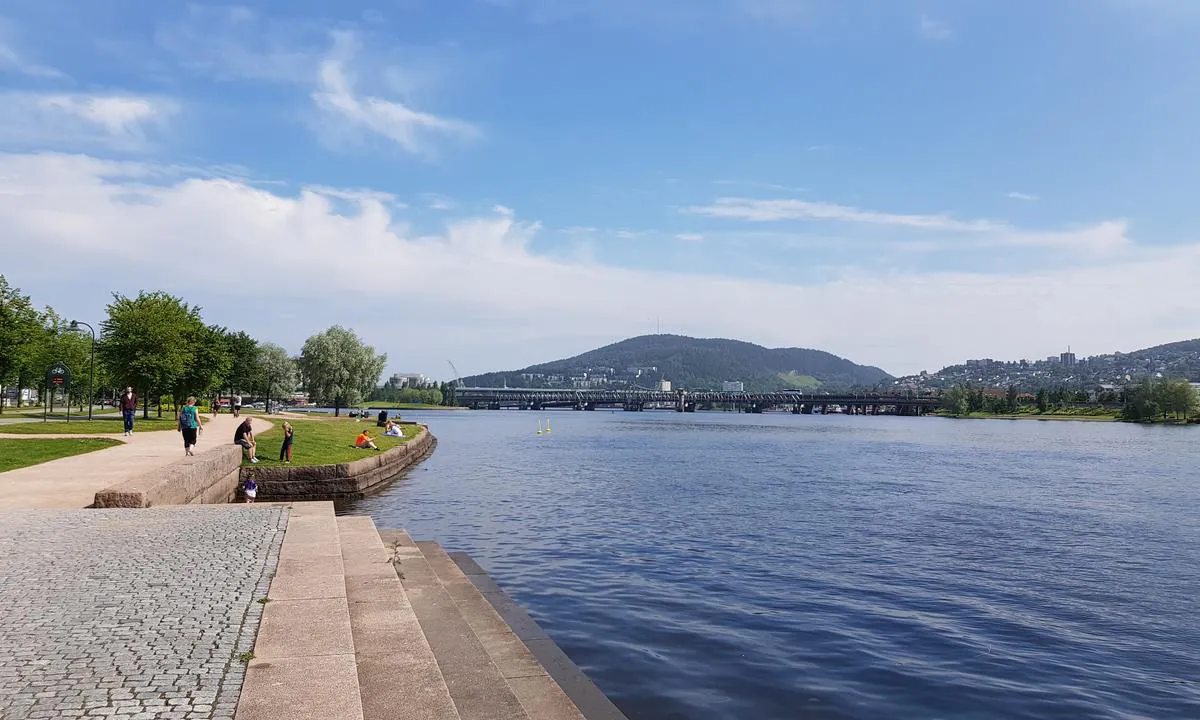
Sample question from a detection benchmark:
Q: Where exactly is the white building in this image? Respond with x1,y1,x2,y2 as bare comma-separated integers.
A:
722,381,744,392
389,372,430,388
660,380,672,392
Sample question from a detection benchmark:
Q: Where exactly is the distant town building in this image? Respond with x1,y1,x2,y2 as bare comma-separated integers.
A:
1047,356,1060,364
388,372,430,388
722,381,744,392
1060,351,1077,367
660,380,672,392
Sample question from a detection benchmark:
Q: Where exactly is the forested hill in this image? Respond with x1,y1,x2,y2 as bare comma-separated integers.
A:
461,335,892,391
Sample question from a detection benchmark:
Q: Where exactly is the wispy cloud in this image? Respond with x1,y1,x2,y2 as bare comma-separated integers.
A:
311,31,478,157
675,233,704,242
1007,191,1039,201
0,92,179,151
918,15,954,41
0,41,66,79
712,179,807,194
684,197,1000,232
155,6,323,84
420,193,457,211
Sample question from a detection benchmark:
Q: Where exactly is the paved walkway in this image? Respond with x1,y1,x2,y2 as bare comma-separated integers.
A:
0,415,273,510
0,505,288,720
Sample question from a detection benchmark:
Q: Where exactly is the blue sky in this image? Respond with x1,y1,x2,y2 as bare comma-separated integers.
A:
2,0,1199,377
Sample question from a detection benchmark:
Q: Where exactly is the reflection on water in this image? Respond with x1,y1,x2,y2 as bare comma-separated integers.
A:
343,411,1200,719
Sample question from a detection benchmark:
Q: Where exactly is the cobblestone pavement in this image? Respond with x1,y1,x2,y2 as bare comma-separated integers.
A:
0,506,288,719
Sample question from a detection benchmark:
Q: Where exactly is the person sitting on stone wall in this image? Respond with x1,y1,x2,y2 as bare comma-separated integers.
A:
234,417,258,463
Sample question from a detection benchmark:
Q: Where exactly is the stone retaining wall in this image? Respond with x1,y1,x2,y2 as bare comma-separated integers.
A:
239,426,436,501
93,445,243,508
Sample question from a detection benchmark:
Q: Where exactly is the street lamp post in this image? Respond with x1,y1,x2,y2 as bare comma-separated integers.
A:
69,320,96,421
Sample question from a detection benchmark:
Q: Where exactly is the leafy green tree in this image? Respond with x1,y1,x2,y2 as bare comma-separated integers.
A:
0,276,43,412
99,292,205,418
223,330,261,397
297,326,387,416
172,324,233,411
1036,388,1049,413
1005,385,1019,413
258,342,298,406
940,384,970,416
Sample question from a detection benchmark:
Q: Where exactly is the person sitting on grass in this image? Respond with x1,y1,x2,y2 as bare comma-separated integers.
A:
355,429,380,451
383,419,403,438
235,417,259,463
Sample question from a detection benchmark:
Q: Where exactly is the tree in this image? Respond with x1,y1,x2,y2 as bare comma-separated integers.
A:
223,330,261,397
297,326,386,416
0,276,42,412
1036,388,1049,413
940,384,970,416
1005,385,1019,413
99,292,205,418
258,342,298,407
173,324,233,411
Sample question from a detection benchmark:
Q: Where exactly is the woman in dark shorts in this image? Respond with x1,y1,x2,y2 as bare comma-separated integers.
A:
178,396,202,456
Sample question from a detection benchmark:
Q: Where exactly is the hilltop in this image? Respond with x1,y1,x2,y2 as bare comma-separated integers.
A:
460,335,892,392
896,338,1200,392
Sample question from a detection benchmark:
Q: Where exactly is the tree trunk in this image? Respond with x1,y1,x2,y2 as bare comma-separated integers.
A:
143,394,149,420
334,399,341,417
157,396,162,418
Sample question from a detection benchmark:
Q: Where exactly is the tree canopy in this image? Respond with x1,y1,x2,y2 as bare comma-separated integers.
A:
297,326,387,414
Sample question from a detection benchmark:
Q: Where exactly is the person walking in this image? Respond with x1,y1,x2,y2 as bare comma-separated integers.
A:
232,394,242,417
279,421,294,463
120,386,137,436
178,396,202,456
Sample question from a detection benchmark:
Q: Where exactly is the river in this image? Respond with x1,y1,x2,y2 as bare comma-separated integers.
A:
340,411,1200,719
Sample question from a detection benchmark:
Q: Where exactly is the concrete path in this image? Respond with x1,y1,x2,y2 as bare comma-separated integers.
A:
0,414,272,510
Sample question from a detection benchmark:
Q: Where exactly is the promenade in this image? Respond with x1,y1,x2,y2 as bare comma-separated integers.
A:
0,414,270,510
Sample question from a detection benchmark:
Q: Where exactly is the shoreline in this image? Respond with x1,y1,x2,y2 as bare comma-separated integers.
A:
939,413,1119,422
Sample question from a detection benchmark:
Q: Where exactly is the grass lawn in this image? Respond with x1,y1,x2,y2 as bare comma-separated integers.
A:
246,417,422,467
1,415,205,434
0,437,123,472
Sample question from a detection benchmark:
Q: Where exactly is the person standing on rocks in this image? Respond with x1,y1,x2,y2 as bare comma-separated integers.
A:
120,386,137,436
178,396,202,456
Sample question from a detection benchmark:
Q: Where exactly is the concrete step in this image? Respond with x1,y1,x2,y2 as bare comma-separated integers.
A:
394,533,531,720
336,516,461,720
237,501,364,720
418,543,587,720
446,553,627,720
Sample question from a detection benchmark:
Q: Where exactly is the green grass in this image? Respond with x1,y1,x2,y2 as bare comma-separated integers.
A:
0,437,123,472
0,415,206,434
245,417,422,467
777,372,821,390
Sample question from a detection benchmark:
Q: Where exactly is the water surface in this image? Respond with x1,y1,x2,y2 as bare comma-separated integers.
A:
342,411,1200,719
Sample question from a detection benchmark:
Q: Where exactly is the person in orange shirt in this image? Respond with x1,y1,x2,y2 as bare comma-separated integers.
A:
355,429,379,451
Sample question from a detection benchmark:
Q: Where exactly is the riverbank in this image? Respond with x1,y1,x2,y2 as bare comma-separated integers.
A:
935,410,1120,422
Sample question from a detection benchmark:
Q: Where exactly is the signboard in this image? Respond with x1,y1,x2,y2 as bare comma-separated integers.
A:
46,363,71,391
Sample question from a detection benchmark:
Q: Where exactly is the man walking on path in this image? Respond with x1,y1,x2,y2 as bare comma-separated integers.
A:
120,387,137,436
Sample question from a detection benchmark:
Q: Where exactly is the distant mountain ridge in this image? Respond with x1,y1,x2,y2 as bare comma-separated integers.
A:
461,335,892,391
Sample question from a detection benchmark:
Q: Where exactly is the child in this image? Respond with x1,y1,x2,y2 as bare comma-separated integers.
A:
279,422,294,463
243,477,257,504
383,420,403,437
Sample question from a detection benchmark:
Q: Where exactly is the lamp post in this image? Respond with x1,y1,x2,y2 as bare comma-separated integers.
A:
69,320,96,421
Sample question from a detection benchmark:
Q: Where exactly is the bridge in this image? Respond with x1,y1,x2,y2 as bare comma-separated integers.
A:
455,387,938,415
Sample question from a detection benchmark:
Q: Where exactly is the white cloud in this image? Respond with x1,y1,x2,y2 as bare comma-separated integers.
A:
685,197,1001,231
155,6,323,84
0,41,65,79
0,93,179,151
311,31,478,157
2,152,1197,378
1007,191,1040,201
675,233,704,242
420,193,456,211
919,15,954,41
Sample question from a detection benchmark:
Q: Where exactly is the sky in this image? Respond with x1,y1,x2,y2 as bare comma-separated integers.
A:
2,0,1199,379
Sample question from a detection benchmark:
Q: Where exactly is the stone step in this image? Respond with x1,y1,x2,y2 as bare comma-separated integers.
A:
237,501,364,720
336,516,462,720
394,533,531,720
418,543,587,720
